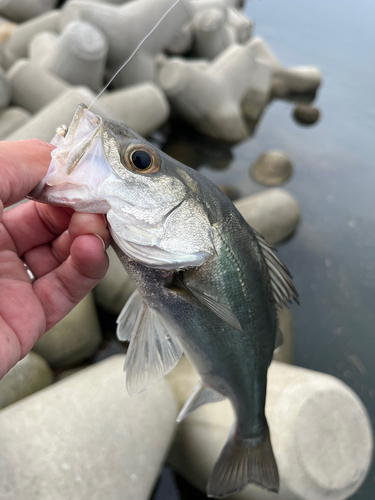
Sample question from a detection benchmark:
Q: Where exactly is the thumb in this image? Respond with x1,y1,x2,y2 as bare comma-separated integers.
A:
0,140,55,208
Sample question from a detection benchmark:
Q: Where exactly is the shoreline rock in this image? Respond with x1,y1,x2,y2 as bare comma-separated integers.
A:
234,188,301,245
0,355,178,500
167,358,373,500
0,352,53,409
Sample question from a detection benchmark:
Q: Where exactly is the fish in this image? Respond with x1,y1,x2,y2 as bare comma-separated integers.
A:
28,103,298,498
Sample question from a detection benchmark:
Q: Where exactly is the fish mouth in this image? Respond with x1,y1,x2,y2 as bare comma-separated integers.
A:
27,104,112,209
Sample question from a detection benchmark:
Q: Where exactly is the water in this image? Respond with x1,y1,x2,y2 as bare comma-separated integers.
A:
242,2,375,497
162,0,375,497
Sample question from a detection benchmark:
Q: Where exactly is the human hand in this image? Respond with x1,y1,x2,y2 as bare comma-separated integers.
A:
0,140,110,379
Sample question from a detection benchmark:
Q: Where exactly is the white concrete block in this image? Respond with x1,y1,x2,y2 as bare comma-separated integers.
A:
0,17,17,43
0,67,12,109
192,7,234,59
227,7,252,43
0,0,58,24
2,10,61,68
0,352,53,409
98,82,170,137
167,359,373,500
250,36,322,96
158,40,272,141
166,22,193,55
273,308,293,364
222,0,246,7
0,355,178,500
8,58,168,137
7,59,70,114
31,21,109,92
88,0,134,3
61,0,192,87
32,293,102,369
234,188,301,245
94,246,136,315
189,0,227,16
28,30,57,61
0,106,31,139
6,86,114,142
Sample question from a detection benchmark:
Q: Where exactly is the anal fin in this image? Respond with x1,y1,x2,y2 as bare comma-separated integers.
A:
177,381,226,422
207,424,279,498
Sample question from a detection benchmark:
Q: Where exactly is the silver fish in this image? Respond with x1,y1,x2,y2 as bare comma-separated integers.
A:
28,104,298,498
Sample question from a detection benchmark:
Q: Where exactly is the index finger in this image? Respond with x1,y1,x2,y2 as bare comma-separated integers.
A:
0,140,55,208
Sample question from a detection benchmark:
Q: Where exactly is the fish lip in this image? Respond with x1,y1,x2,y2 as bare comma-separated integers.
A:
27,178,47,202
27,105,104,204
61,106,103,176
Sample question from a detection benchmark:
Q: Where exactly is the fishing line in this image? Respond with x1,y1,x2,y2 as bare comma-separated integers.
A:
88,0,181,109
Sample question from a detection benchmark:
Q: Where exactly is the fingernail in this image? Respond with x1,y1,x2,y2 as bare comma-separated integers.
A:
94,234,106,252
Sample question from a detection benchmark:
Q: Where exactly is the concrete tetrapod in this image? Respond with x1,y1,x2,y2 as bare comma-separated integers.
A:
0,0,58,23
7,59,70,114
227,7,252,43
250,36,322,97
98,83,170,137
28,30,57,63
0,352,53,410
2,10,61,68
158,40,272,141
167,358,373,500
30,21,108,92
61,0,192,87
166,22,193,55
5,87,114,142
0,355,178,500
192,7,235,60
273,307,293,364
234,189,301,245
32,293,102,369
5,76,169,141
0,107,31,138
94,246,136,315
0,16,17,44
0,67,12,109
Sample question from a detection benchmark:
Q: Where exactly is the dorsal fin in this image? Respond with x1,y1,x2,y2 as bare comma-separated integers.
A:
117,291,183,396
177,381,226,422
253,230,299,308
180,278,244,332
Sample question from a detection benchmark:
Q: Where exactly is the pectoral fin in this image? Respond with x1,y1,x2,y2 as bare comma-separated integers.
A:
117,292,183,396
177,381,226,422
181,278,244,332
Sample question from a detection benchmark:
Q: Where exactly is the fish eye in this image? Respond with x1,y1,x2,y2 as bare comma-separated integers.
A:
123,144,161,174
132,150,151,170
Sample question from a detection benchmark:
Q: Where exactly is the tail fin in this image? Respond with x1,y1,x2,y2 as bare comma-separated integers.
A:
207,425,279,498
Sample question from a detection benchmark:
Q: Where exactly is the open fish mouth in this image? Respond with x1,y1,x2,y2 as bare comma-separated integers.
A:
28,104,112,211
